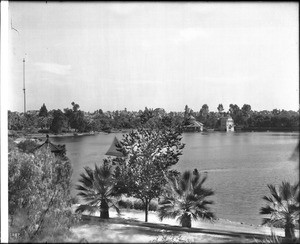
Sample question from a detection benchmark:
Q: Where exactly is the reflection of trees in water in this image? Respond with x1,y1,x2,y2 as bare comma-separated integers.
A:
289,141,299,164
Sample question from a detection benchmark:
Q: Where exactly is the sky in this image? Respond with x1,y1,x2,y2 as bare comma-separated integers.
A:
7,2,299,113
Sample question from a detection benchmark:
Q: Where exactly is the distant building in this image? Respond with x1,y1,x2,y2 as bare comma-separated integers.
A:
219,116,234,132
183,115,204,132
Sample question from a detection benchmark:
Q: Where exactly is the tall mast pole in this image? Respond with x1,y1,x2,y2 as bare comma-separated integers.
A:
23,58,26,113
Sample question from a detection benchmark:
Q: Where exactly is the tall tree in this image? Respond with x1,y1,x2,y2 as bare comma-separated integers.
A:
217,104,224,115
50,109,66,134
71,102,80,112
184,105,190,119
199,104,209,125
38,103,48,117
115,127,185,222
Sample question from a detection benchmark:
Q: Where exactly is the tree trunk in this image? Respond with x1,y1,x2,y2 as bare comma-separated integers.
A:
144,198,149,222
100,199,109,219
284,224,295,240
181,213,191,228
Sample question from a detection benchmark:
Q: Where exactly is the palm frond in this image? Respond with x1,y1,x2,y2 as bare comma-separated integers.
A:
260,206,274,215
268,184,282,203
158,208,182,221
262,195,274,203
262,217,271,226
280,181,292,201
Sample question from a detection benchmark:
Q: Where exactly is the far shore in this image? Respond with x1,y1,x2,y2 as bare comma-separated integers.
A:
10,129,135,140
11,128,299,142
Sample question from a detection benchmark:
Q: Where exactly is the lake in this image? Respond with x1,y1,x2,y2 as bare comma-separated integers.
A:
52,131,299,226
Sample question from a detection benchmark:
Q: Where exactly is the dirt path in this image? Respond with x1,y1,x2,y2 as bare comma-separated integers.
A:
68,209,297,243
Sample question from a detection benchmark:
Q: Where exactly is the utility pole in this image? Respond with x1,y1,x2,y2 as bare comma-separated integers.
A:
23,58,26,113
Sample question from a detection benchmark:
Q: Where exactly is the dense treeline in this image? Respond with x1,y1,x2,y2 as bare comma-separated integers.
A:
8,102,299,134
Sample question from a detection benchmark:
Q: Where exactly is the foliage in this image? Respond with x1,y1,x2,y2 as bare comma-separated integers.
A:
114,127,185,222
117,199,158,211
255,232,299,244
260,181,299,240
76,159,120,219
8,147,77,242
17,139,39,154
217,104,224,114
158,170,215,228
50,109,67,134
117,199,133,209
8,103,299,133
198,104,209,125
38,103,48,117
150,232,192,243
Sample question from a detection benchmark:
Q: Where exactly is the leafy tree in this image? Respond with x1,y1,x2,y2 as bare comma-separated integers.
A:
184,105,190,119
9,147,77,242
158,170,215,228
217,104,224,115
71,101,80,112
199,104,209,125
241,104,251,117
50,109,66,134
63,107,73,131
140,107,154,126
260,181,299,240
115,127,184,222
38,103,48,117
75,159,120,219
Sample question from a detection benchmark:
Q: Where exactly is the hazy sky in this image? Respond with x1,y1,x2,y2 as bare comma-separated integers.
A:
8,2,299,113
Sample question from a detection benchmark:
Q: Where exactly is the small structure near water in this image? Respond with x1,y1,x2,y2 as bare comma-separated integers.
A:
183,116,204,132
219,116,234,132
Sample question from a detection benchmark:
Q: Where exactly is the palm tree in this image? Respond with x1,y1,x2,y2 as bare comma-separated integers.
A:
158,170,215,228
75,160,120,219
260,181,299,240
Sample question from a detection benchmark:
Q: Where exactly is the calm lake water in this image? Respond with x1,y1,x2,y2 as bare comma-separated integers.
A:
52,131,299,226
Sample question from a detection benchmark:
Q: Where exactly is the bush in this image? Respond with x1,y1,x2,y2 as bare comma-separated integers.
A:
118,200,133,209
132,200,158,211
17,139,38,153
9,147,79,242
117,199,158,211
132,200,144,210
38,129,50,133
149,201,158,211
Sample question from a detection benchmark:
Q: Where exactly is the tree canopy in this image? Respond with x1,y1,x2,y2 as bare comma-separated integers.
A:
114,127,185,222
9,146,77,242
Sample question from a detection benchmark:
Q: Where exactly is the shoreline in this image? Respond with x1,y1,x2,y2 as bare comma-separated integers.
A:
71,204,298,238
11,130,299,143
71,206,299,242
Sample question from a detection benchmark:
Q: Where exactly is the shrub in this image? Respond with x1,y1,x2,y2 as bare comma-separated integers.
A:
149,201,158,211
118,200,133,209
131,200,158,211
9,147,78,242
38,129,50,133
132,200,144,210
17,139,38,153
